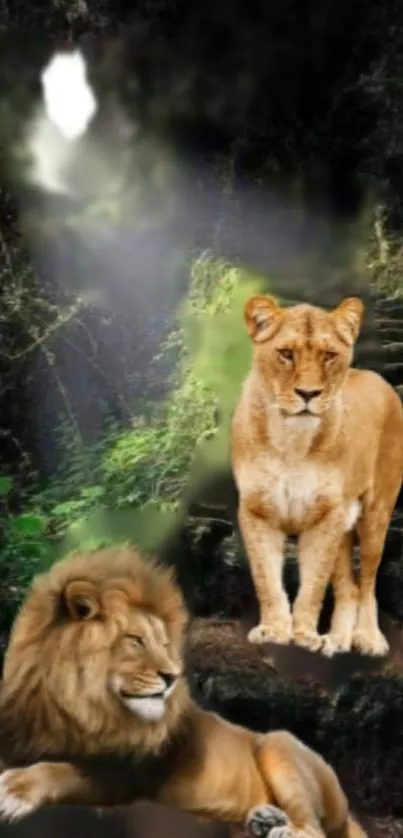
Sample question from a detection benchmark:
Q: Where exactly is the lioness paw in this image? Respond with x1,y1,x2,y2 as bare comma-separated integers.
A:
247,804,293,838
0,769,39,822
352,627,389,657
248,617,292,646
320,632,352,658
292,629,323,654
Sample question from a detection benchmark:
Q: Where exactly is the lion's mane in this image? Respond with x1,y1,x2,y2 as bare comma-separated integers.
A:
0,546,191,767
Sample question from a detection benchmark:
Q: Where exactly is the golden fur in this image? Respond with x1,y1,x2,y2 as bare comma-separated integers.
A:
0,546,187,760
232,295,403,657
0,547,365,838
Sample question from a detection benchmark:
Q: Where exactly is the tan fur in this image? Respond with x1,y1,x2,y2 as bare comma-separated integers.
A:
0,547,365,838
232,296,403,657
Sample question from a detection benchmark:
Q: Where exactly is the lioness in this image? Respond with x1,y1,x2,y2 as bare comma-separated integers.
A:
232,295,403,657
0,547,365,838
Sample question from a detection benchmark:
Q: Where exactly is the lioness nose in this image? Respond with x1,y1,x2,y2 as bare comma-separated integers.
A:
159,671,177,688
295,387,322,402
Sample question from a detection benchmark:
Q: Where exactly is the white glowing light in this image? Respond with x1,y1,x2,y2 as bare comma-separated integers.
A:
28,115,72,193
41,50,98,141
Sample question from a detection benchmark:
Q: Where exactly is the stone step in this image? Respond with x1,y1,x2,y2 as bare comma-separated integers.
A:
376,327,403,342
375,315,403,327
382,362,403,386
381,342,403,360
373,298,403,316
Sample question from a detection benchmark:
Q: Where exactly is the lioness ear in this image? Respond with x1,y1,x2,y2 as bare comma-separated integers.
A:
331,297,364,346
244,296,282,343
63,580,102,621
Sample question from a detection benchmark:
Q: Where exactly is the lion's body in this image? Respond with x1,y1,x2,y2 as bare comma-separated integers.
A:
0,547,365,838
232,296,403,657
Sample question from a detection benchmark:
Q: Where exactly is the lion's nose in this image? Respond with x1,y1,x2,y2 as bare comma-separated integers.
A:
295,387,322,403
158,671,177,689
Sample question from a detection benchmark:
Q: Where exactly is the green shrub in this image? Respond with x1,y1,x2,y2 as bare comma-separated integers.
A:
0,476,52,628
0,254,267,614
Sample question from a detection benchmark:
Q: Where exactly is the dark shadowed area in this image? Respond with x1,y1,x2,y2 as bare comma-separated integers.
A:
1,2,403,838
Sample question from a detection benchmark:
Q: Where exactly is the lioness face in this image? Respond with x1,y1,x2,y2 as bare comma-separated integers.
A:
108,609,182,722
244,295,364,417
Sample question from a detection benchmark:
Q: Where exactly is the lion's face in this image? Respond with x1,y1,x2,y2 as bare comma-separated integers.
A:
107,609,182,722
50,577,185,725
244,295,364,418
2,549,188,745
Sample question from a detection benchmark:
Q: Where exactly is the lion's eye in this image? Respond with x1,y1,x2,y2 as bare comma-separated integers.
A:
324,351,338,363
126,634,144,647
278,348,294,362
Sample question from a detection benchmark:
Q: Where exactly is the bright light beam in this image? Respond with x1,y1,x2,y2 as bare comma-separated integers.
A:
41,50,98,141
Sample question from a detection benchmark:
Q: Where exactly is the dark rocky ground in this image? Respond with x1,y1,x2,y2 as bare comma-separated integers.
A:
0,803,402,838
1,288,403,837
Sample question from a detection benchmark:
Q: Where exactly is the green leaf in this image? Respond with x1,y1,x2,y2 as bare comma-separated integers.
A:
0,476,13,497
14,513,47,536
52,500,85,516
80,485,105,500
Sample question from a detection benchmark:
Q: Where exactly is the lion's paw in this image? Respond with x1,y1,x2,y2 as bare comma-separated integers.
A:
0,769,39,822
246,804,293,838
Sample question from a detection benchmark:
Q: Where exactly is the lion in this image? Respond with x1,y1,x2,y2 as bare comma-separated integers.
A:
0,546,365,838
231,295,403,658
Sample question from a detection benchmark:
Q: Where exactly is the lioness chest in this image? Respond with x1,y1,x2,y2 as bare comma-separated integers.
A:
260,455,359,535
264,458,331,532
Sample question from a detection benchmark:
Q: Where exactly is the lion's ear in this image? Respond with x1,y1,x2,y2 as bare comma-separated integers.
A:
244,296,282,343
331,297,364,346
63,580,102,621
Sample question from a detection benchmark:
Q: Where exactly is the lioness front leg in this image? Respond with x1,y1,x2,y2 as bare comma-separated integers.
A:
353,505,391,657
321,532,359,657
293,510,344,652
239,500,292,645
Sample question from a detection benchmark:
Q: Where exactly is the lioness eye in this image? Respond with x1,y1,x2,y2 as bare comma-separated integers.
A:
126,634,144,647
278,348,293,361
324,351,337,362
